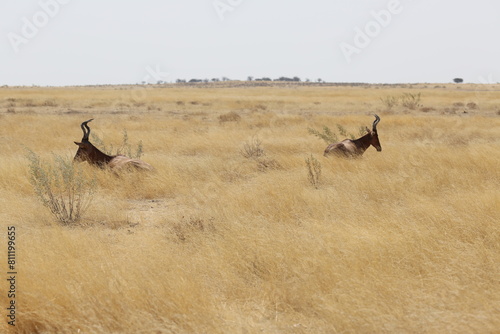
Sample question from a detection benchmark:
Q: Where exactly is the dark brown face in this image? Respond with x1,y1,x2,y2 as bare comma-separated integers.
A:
74,141,93,162
371,132,382,151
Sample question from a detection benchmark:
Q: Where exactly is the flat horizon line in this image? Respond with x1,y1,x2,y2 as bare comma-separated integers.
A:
2,81,499,89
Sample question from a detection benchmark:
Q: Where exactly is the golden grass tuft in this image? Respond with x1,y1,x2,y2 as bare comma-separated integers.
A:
0,83,499,333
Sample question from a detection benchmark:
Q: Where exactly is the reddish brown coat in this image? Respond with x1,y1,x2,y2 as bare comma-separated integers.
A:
324,115,381,158
74,119,154,171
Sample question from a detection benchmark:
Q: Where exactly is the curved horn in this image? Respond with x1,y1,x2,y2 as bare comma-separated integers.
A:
372,114,380,132
80,119,93,142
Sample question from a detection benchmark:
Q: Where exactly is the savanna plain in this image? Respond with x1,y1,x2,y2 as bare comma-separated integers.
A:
0,82,499,333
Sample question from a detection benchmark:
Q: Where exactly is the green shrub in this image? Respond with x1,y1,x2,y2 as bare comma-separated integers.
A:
27,151,96,225
308,124,359,144
308,126,338,144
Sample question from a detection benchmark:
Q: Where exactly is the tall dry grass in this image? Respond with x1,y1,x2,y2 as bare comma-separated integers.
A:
0,83,499,333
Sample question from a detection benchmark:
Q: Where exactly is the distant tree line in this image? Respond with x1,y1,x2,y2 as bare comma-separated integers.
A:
174,76,324,84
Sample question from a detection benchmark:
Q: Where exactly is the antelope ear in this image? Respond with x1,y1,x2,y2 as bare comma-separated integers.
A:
74,141,82,146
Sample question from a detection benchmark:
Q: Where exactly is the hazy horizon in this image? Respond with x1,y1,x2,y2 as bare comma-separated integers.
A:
2,0,499,86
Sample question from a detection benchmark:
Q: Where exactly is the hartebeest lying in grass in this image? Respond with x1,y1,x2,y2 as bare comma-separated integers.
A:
74,119,154,171
324,115,382,158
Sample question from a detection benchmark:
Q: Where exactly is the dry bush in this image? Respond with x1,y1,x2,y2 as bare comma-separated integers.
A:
305,154,321,188
170,216,216,242
22,99,36,107
444,107,458,114
42,99,58,107
380,95,399,110
381,92,423,110
466,102,478,109
218,111,241,123
400,92,422,109
241,135,264,159
257,158,282,172
420,106,435,113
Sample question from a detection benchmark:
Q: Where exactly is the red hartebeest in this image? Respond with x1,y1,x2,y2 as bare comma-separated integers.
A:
324,115,381,158
74,119,154,171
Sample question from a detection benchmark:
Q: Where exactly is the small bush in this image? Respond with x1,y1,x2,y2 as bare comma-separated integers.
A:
42,99,58,107
420,107,435,113
23,99,35,107
305,155,321,189
380,95,399,110
337,124,357,140
466,102,478,110
309,124,359,143
257,158,282,172
171,217,216,242
380,92,423,110
241,136,264,159
27,151,96,225
308,126,338,144
117,130,143,159
219,111,241,123
400,93,422,110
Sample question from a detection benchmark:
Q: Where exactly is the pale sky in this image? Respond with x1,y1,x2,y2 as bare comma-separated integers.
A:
1,0,499,86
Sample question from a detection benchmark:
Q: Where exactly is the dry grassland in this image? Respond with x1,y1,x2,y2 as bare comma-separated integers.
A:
0,82,499,333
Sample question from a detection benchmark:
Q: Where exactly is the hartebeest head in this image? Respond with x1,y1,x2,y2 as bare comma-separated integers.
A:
74,119,154,171
74,119,113,167
73,118,92,158
324,115,382,157
368,114,381,151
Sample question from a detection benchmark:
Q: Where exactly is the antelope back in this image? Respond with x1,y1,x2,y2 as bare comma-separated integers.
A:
108,155,155,171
